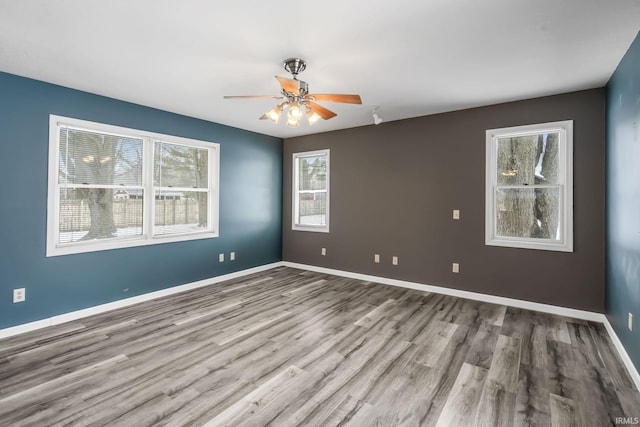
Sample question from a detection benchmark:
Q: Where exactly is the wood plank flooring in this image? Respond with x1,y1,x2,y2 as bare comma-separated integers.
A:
0,266,638,426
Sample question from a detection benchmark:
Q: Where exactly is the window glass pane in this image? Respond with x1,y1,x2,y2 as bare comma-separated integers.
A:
298,155,327,191
496,132,559,186
496,187,560,240
58,188,143,244
154,190,208,235
58,128,143,186
297,190,327,226
154,142,209,189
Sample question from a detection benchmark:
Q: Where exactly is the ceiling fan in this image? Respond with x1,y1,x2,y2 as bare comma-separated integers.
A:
223,58,362,128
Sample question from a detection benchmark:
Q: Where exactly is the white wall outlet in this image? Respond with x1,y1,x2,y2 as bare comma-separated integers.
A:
629,313,633,331
219,253,224,262
374,254,380,263
452,263,460,273
230,252,235,261
453,209,460,220
321,247,326,256
13,288,25,303
392,256,399,266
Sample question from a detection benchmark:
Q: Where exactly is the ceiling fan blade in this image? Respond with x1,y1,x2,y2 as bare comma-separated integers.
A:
307,94,362,104
224,95,284,99
307,101,337,120
275,76,300,95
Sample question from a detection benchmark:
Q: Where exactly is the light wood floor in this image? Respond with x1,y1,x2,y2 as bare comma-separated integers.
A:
0,267,638,426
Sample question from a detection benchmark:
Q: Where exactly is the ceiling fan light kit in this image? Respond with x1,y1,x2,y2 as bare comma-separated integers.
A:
224,58,363,127
306,109,321,125
264,103,285,124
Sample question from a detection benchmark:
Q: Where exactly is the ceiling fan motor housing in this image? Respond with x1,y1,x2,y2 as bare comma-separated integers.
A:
282,57,306,77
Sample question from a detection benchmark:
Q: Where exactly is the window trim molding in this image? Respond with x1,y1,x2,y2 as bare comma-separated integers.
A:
485,120,573,252
292,149,330,233
47,115,220,257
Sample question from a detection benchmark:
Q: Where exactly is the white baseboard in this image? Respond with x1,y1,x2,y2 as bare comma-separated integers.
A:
602,317,640,391
0,319,52,338
283,262,605,322
283,262,640,391
0,262,285,339
3,260,638,393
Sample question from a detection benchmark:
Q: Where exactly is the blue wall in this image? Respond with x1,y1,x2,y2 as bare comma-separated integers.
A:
0,72,282,329
606,31,640,372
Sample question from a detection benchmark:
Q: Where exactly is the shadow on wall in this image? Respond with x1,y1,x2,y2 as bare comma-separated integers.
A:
620,247,640,295
611,243,640,305
608,242,640,357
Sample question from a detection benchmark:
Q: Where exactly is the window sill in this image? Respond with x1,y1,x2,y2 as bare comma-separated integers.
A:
46,231,218,257
485,237,573,252
292,225,329,233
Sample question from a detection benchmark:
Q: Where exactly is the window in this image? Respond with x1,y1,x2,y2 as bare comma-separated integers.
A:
485,120,573,252
47,115,219,256
293,150,329,232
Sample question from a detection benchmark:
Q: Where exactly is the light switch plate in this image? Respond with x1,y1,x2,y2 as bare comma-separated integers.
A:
453,209,460,220
452,263,460,273
374,254,380,263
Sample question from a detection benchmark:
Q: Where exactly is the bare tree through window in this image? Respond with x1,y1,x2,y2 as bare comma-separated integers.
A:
486,121,572,252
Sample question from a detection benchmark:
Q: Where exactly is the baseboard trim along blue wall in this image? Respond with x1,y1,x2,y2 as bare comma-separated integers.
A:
0,71,283,330
605,31,640,376
0,262,283,339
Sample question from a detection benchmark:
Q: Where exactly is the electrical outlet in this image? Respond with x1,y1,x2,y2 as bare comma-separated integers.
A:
374,254,380,263
230,252,235,261
452,263,460,273
453,209,460,220
321,248,326,256
219,253,224,262
629,313,633,331
392,256,398,266
13,288,25,303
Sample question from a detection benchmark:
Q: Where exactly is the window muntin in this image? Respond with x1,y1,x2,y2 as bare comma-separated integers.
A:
48,115,219,256
293,150,329,232
486,121,573,252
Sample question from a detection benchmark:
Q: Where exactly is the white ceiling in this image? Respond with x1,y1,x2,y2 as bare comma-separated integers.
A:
1,1,639,139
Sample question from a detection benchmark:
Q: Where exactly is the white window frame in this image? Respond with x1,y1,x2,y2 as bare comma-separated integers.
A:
485,120,573,252
47,115,219,256
292,149,330,233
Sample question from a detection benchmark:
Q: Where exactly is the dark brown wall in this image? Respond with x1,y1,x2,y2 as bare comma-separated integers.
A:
283,89,606,312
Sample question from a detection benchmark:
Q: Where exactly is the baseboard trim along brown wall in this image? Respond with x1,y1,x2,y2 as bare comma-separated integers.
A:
282,261,603,321
281,261,639,390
